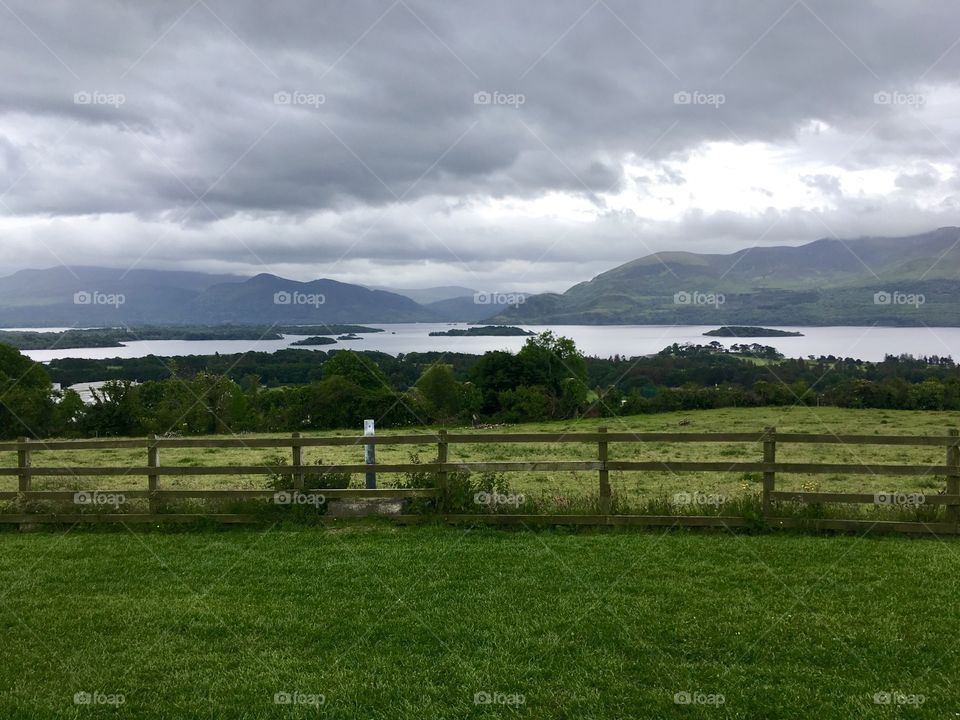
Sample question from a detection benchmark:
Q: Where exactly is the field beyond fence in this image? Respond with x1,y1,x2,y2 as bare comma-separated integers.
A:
2,425,960,535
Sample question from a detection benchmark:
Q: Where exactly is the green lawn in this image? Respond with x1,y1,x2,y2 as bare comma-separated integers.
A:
0,525,956,718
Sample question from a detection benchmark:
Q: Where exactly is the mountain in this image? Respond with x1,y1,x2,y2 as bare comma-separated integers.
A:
0,267,438,326
0,267,243,326
187,274,437,323
424,294,531,322
491,227,960,326
372,285,534,321
371,285,477,304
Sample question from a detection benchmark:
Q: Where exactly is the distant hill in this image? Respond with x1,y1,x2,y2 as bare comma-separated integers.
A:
0,267,438,326
371,285,533,321
424,295,522,322
188,274,437,323
0,267,243,326
491,227,960,326
371,285,477,304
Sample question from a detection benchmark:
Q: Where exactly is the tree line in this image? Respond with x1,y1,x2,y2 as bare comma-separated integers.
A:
3,334,960,439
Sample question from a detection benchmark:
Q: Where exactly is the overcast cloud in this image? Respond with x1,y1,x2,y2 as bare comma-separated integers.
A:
1,0,960,291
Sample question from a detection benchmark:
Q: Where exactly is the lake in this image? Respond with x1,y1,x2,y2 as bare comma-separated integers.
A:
14,324,960,363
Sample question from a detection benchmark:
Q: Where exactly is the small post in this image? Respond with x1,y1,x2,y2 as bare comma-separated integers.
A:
147,433,160,513
364,419,376,489
762,426,776,518
946,428,959,524
17,437,31,493
598,427,611,515
437,429,449,508
292,432,304,490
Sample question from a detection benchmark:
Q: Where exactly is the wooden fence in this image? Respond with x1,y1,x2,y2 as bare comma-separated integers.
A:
1,427,959,534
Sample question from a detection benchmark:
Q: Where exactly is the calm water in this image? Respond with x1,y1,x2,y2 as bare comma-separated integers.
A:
14,324,960,363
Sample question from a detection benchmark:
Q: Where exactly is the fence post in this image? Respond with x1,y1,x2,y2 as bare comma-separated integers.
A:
947,428,959,525
292,432,304,491
598,427,611,515
17,437,31,493
364,419,376,489
147,434,160,513
762,426,776,518
437,429,449,510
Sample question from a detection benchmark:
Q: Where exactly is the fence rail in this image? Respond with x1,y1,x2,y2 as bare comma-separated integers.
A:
2,427,959,534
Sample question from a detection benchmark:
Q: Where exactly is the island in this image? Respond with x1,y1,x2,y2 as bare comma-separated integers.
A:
279,325,382,335
0,325,291,350
428,325,535,337
336,333,361,341
289,336,338,346
703,326,803,338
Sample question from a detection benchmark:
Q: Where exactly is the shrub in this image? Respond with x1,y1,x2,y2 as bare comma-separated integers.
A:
263,454,351,491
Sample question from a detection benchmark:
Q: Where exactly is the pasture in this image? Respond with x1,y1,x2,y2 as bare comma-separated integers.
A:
1,406,959,522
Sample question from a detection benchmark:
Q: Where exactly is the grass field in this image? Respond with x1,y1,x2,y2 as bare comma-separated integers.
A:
2,406,959,520
0,525,957,718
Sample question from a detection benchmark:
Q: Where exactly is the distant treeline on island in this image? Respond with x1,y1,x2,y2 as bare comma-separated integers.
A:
0,325,383,350
703,326,803,338
429,325,534,337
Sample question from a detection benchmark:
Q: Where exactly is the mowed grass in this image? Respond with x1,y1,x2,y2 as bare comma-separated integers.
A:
0,525,957,718
1,407,958,515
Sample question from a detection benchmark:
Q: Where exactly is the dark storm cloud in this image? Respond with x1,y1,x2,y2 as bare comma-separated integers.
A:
1,0,960,286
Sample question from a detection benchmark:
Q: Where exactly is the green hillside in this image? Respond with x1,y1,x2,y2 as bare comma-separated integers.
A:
493,227,960,325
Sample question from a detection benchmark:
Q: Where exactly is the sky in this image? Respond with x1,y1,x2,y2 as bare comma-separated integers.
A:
1,0,959,293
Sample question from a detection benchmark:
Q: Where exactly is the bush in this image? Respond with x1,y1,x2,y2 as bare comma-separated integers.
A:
442,470,518,514
394,452,520,514
263,454,351,491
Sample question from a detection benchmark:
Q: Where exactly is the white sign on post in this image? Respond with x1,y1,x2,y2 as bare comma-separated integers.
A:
364,419,376,488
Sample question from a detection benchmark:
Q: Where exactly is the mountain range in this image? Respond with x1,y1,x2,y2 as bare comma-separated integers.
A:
0,267,515,326
490,227,960,326
2,227,960,327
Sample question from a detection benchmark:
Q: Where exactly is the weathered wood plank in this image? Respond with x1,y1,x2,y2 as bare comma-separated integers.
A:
156,488,437,499
0,463,442,476
947,428,959,523
0,514,259,524
598,427,611,514
155,435,439,448
762,426,775,517
442,461,602,472
444,432,768,444
772,433,957,446
770,491,959,505
769,518,959,534
440,514,753,527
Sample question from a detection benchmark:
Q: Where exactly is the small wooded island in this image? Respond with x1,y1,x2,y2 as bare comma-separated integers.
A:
0,324,386,350
429,325,534,337
703,326,804,337
289,336,338,346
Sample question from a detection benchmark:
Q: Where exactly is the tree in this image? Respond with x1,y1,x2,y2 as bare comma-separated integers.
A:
81,381,144,436
416,364,461,422
469,351,523,414
498,385,552,422
0,344,55,438
323,350,390,390
516,332,587,418
517,332,587,396
53,389,85,435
